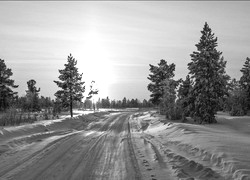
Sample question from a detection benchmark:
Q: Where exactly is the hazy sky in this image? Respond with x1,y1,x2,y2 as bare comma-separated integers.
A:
0,1,250,101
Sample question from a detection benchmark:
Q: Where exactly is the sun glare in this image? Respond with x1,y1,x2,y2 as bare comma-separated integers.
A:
76,30,115,98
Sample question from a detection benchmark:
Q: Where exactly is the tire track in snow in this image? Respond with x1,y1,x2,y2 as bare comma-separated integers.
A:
0,131,81,179
1,112,143,180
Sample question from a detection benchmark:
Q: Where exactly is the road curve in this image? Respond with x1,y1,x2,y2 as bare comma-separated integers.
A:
0,112,142,180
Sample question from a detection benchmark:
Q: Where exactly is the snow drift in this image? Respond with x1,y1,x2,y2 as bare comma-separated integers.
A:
131,111,250,180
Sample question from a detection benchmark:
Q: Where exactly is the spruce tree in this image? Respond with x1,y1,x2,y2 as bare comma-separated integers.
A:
147,59,175,106
0,59,18,110
227,78,247,115
178,75,192,121
122,97,127,108
54,54,85,117
239,57,250,109
106,96,111,108
162,78,180,119
188,22,229,123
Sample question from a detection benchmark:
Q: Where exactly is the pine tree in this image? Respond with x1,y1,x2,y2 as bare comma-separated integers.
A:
101,97,110,108
162,78,180,119
226,78,248,115
0,59,18,110
126,99,131,108
122,97,127,108
53,98,62,116
239,57,250,109
147,59,175,106
96,98,101,110
178,75,192,120
188,22,229,124
54,54,85,117
26,79,40,111
106,96,110,108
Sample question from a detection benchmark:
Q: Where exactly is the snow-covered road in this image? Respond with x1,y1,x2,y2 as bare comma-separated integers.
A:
0,110,250,180
0,112,141,180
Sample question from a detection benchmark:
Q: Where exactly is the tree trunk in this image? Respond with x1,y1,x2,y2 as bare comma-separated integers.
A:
70,95,73,118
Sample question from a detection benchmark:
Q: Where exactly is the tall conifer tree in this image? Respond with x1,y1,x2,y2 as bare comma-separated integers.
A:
178,75,192,120
162,78,180,119
0,59,18,110
188,22,229,123
147,59,175,106
26,79,41,111
239,57,250,109
54,54,85,117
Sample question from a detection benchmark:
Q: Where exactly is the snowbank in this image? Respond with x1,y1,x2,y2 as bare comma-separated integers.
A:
0,110,109,153
133,111,250,180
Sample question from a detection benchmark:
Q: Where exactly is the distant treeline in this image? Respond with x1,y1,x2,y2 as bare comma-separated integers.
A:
82,97,154,110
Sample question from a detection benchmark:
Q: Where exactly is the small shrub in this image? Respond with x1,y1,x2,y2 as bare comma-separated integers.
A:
44,112,49,120
230,104,246,116
0,107,38,126
165,104,182,120
0,107,18,126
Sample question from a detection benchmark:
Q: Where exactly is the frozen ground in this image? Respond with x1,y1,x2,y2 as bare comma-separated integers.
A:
0,110,141,180
0,109,249,180
130,111,250,180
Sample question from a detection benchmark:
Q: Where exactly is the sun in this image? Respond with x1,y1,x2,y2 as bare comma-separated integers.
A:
76,30,115,98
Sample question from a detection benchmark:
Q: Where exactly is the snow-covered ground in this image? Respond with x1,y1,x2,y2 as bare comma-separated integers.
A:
0,110,139,179
0,108,135,138
130,111,250,180
0,109,94,136
1,109,249,180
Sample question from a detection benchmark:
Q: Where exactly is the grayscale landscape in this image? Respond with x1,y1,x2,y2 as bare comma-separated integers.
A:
0,1,250,180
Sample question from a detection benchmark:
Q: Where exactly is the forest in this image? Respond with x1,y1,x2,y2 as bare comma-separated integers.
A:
1,22,250,126
147,22,250,124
